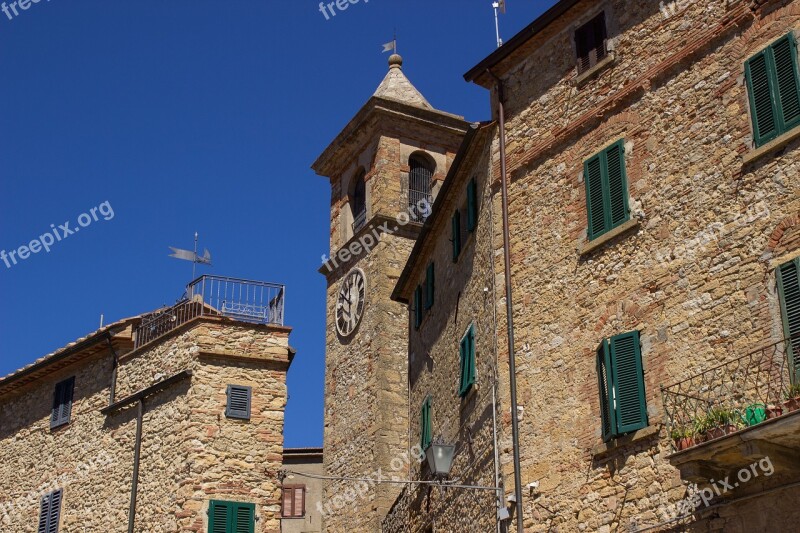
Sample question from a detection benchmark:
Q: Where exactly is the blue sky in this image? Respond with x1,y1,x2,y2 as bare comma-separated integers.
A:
0,0,556,447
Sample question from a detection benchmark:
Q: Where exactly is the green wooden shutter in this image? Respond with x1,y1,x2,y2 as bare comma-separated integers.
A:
777,258,800,382
233,503,255,533
420,397,432,450
425,263,435,310
746,49,778,146
596,341,615,442
459,325,476,397
609,331,648,435
209,501,231,533
414,285,423,329
467,178,478,232
772,34,800,134
605,141,629,229
452,210,462,261
585,154,607,240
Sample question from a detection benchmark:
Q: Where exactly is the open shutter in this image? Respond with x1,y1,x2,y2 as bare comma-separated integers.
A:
37,494,51,533
210,501,231,533
777,258,800,382
747,48,778,146
459,326,476,397
451,210,462,261
467,178,478,232
414,285,423,329
420,398,432,450
51,378,74,429
584,154,607,240
596,341,615,442
233,503,255,533
609,331,648,435
46,490,62,533
605,141,629,229
772,34,800,133
293,488,304,517
226,385,252,420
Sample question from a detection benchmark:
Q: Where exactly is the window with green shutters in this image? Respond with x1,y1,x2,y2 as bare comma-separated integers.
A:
745,33,800,147
584,140,630,241
413,285,424,329
208,500,255,533
467,178,478,232
459,324,476,397
451,209,462,261
425,262,435,310
596,331,647,442
777,257,800,383
420,396,432,450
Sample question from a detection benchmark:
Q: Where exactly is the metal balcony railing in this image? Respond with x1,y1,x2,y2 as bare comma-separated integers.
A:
134,275,285,349
661,335,800,451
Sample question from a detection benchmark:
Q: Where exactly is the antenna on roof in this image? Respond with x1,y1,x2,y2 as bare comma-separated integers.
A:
492,1,506,48
169,232,212,281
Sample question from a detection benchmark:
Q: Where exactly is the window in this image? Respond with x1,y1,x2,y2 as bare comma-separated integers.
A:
37,489,62,533
420,396,432,450
208,500,255,533
584,140,630,241
777,258,800,382
459,325,476,397
225,385,252,420
413,285,424,329
351,168,367,233
51,377,74,429
597,331,647,442
425,262,435,310
467,177,478,232
745,33,800,147
281,486,306,518
409,154,434,218
451,209,462,261
575,12,608,74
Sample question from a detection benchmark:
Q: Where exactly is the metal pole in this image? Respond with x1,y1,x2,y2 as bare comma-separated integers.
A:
128,399,144,533
487,68,525,532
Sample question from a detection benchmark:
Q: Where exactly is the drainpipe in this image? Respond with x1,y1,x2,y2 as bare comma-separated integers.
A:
107,336,119,405
486,68,525,533
128,399,144,533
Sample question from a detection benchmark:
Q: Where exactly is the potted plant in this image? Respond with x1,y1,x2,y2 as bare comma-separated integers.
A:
692,415,710,444
783,384,800,413
766,403,783,419
703,408,739,440
670,426,696,450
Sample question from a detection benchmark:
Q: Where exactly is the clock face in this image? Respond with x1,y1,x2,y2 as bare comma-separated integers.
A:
336,268,366,337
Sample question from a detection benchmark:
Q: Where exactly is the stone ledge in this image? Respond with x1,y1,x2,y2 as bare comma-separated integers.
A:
742,126,800,165
591,424,661,459
579,218,640,256
574,52,616,87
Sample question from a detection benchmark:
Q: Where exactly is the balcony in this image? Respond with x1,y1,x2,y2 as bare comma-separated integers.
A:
661,335,800,484
134,275,285,349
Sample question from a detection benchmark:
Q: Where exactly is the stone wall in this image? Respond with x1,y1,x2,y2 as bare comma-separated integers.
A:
0,317,292,532
486,0,800,531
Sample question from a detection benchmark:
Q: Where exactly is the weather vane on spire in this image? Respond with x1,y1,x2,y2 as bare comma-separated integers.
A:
169,232,212,281
382,30,397,55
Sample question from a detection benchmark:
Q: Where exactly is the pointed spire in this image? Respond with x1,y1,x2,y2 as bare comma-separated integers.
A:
373,54,433,110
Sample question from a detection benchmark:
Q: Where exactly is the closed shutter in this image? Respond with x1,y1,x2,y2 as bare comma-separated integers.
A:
38,490,62,533
226,385,252,420
37,494,50,533
451,210,462,261
292,488,304,517
209,501,230,533
51,377,74,429
746,50,778,145
425,263,435,310
777,258,800,382
467,178,478,232
773,34,800,133
596,341,615,443
585,154,607,240
233,503,255,533
584,141,629,240
609,331,648,434
281,488,293,517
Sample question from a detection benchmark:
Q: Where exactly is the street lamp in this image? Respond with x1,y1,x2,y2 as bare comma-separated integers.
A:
425,439,456,478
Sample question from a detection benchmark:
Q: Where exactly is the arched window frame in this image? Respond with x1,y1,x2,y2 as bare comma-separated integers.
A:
351,167,367,233
408,153,435,220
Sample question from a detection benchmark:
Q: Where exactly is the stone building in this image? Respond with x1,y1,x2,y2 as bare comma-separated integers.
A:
312,55,467,531
379,0,800,531
0,276,293,532
281,448,324,533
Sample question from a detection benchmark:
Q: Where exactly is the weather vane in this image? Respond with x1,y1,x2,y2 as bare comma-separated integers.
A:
169,232,212,281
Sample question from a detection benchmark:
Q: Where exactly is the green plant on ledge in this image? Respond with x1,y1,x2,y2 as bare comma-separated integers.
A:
669,426,694,440
785,383,800,400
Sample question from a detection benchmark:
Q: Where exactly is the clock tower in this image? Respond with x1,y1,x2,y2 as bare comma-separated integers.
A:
312,54,467,531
